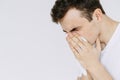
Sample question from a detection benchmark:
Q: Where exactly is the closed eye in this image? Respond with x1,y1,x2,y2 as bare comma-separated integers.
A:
63,27,81,33
62,28,77,33
70,28,76,32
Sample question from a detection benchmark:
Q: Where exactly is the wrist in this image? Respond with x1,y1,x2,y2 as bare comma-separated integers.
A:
86,61,101,70
87,63,113,80
87,62,103,73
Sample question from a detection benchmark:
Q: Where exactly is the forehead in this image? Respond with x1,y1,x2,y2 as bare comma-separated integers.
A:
61,8,82,23
59,8,85,31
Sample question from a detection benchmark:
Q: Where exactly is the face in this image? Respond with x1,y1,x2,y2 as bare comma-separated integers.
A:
59,8,100,44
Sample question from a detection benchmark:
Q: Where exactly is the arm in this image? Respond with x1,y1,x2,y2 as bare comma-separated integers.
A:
77,66,112,80
87,62,113,80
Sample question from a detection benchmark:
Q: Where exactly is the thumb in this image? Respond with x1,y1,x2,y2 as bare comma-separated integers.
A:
96,38,101,53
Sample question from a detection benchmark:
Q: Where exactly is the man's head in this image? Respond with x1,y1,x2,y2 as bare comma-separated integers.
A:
51,0,106,44
51,0,105,23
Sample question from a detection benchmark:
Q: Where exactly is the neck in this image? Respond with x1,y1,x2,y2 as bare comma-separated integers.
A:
99,15,119,50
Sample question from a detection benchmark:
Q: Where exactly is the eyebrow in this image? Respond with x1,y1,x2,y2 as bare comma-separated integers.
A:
63,30,67,33
63,27,77,33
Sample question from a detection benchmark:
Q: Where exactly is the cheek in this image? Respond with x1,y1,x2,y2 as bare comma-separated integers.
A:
76,30,89,41
87,30,99,44
77,30,98,44
88,32,97,44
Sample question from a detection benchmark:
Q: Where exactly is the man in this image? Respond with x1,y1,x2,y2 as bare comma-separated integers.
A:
50,0,120,80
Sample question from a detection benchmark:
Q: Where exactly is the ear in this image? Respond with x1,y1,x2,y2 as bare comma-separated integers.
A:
92,8,103,21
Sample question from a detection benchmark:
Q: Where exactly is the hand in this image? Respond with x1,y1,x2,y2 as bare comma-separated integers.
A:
66,32,101,69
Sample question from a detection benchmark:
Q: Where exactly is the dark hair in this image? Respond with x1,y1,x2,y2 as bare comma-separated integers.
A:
51,0,105,23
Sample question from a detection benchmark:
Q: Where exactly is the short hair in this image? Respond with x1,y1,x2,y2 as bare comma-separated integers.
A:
51,0,105,23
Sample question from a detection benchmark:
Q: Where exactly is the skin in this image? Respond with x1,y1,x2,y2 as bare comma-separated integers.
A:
77,70,93,80
59,8,119,80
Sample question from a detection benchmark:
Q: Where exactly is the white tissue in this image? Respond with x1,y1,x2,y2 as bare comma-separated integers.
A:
80,37,87,42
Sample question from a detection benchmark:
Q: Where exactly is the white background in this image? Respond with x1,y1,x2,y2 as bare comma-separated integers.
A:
0,0,120,80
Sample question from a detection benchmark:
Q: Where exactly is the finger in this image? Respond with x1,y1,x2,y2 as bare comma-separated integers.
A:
72,36,86,50
96,38,101,52
72,32,91,47
72,32,87,42
67,34,83,52
69,43,80,59
70,38,80,50
66,36,79,56
71,32,87,49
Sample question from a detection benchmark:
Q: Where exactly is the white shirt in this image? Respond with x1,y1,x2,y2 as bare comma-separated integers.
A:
101,23,120,80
